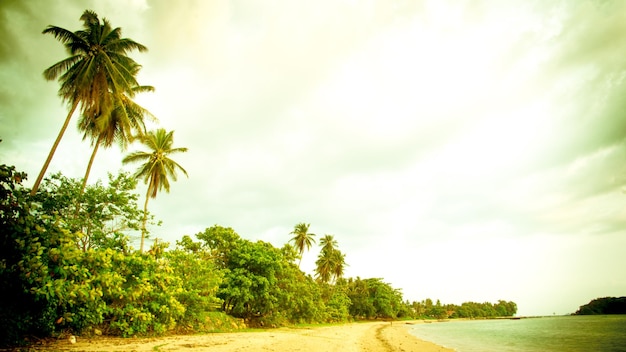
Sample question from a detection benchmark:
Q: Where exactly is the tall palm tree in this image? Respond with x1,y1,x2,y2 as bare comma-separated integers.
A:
31,10,147,196
122,128,188,252
289,222,316,267
80,84,156,192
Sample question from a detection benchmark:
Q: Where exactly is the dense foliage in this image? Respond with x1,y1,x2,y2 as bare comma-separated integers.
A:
33,172,148,252
0,164,519,346
575,297,626,315
0,166,224,345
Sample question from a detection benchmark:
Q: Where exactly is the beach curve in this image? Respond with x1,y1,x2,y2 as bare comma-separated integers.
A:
35,321,453,351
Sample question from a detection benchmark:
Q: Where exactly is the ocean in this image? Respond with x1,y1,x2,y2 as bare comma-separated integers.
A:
408,315,626,351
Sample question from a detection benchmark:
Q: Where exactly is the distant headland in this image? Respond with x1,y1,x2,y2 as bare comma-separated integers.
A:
575,297,626,315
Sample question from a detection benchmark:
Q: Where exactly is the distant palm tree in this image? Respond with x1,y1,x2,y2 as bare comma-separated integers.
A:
331,250,347,281
315,249,346,284
315,234,345,283
315,252,334,283
122,128,188,252
319,234,338,255
31,10,147,196
80,84,156,192
289,222,316,267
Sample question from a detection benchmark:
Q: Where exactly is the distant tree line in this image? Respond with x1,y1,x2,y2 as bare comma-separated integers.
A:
409,299,518,319
575,297,626,315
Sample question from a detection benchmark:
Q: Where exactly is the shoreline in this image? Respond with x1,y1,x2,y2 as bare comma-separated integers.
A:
376,321,455,352
35,321,454,351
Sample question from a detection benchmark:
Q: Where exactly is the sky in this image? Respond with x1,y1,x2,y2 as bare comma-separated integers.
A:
1,0,626,317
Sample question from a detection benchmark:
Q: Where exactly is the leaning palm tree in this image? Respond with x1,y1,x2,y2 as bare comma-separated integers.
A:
31,10,148,196
122,128,188,252
289,222,316,267
79,84,156,192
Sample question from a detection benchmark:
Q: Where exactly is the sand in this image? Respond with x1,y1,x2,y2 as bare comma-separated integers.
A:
36,321,454,351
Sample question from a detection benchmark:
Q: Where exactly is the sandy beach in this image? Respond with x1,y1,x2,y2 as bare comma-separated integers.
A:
36,321,453,351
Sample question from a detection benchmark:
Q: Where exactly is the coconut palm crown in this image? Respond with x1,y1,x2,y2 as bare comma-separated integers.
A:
289,222,316,267
315,234,346,283
79,83,156,192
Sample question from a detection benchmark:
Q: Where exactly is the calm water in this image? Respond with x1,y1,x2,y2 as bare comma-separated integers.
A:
408,315,626,352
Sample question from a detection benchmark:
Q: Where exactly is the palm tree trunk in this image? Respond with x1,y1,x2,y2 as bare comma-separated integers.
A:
73,137,102,220
141,190,150,253
81,135,103,194
30,101,79,196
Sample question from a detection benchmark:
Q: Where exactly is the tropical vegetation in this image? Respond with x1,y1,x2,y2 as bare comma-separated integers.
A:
31,10,153,196
79,82,155,192
1,9,519,348
0,162,518,347
289,222,316,267
123,128,188,252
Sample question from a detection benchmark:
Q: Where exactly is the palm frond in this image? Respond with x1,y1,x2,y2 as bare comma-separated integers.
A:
42,26,83,46
122,151,151,164
80,10,100,28
43,55,82,81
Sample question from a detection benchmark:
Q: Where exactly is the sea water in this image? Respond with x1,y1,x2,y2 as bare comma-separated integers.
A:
408,315,626,352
